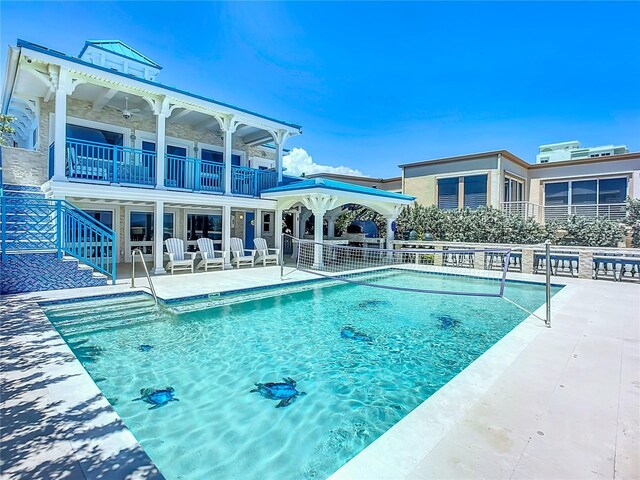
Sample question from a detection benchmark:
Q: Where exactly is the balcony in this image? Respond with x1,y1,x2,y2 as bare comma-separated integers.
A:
63,138,277,197
544,203,627,222
501,201,540,220
66,138,156,186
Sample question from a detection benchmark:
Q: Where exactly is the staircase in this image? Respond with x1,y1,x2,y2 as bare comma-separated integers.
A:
0,185,117,294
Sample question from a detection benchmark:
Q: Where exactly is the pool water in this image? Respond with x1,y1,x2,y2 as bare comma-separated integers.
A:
43,271,558,480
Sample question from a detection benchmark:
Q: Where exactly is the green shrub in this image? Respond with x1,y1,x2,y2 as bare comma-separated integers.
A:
625,197,640,247
557,215,625,247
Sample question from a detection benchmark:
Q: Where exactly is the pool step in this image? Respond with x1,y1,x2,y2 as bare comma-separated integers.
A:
60,312,163,338
44,295,153,317
50,304,159,328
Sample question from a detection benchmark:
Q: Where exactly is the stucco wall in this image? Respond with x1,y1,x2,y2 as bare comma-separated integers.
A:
403,175,437,206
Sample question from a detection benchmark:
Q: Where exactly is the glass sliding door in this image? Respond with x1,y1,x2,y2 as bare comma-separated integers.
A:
186,213,222,252
129,211,174,259
545,177,627,221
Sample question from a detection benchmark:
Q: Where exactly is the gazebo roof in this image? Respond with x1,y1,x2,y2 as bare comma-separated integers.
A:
261,178,414,216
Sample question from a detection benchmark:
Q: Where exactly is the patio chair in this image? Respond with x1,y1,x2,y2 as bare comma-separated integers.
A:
254,237,280,266
165,238,197,274
230,237,255,268
67,146,110,180
196,237,227,271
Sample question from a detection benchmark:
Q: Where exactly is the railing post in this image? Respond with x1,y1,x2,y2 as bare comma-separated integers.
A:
56,201,63,259
545,240,551,328
195,157,201,191
253,170,259,196
112,145,118,183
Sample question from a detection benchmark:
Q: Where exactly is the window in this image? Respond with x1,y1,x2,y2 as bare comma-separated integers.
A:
504,177,524,202
84,210,113,229
463,175,488,210
187,214,222,251
263,213,272,234
571,180,597,205
437,177,459,210
200,149,242,166
544,182,569,206
66,124,123,146
599,178,627,204
129,211,174,256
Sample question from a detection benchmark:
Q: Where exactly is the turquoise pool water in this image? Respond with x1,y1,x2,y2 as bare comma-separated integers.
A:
44,271,559,480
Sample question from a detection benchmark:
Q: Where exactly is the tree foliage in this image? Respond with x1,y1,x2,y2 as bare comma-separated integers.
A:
625,197,640,247
0,114,16,146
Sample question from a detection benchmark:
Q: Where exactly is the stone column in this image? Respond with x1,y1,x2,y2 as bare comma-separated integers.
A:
152,200,166,274
522,248,535,274
222,205,232,268
52,68,69,181
475,251,486,270
433,244,444,266
578,250,593,279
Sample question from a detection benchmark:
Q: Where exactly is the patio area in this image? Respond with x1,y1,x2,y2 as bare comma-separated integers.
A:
1,268,638,479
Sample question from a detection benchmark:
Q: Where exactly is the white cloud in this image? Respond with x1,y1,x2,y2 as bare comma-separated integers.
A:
283,148,366,177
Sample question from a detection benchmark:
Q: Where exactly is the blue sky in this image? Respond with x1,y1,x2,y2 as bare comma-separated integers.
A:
2,1,639,177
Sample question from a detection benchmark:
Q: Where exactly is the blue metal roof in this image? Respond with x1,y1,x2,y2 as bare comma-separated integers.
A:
262,178,415,201
80,40,162,69
16,39,302,131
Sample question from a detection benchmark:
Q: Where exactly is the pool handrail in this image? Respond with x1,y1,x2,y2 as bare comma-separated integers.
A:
131,248,158,304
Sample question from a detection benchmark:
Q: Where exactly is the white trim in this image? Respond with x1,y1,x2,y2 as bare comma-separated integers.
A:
249,156,275,170
124,205,178,262
504,170,526,182
434,169,492,181
135,129,194,156
66,115,132,147
182,209,224,251
197,142,246,166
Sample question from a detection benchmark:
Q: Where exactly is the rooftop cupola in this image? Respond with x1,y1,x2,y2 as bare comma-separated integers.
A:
78,40,162,81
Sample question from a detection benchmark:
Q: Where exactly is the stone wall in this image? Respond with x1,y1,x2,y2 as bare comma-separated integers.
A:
403,175,436,206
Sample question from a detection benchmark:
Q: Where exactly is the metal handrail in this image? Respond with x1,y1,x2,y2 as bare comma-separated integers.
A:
131,248,158,304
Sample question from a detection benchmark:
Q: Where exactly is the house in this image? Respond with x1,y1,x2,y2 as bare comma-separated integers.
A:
400,149,640,222
0,38,413,292
536,141,629,164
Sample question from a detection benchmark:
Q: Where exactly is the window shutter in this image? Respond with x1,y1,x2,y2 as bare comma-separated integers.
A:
463,175,487,210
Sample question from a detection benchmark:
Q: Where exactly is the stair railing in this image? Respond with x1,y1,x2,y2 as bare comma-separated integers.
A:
131,248,158,304
1,195,117,284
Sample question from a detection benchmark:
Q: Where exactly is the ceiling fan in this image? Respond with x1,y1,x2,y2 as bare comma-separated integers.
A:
113,97,144,120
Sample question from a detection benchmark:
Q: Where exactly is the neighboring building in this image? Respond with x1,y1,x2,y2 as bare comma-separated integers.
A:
306,173,402,193
536,141,629,164
400,150,640,222
0,38,412,293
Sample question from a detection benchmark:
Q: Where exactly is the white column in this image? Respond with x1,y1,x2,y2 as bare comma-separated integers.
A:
155,108,167,189
326,216,336,239
255,209,263,239
292,211,300,238
223,128,233,195
275,208,283,250
385,215,397,250
275,141,284,183
152,200,166,274
312,209,326,267
52,68,69,181
222,204,232,268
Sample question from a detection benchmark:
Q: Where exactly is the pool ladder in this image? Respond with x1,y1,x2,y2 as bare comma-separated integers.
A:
131,248,158,304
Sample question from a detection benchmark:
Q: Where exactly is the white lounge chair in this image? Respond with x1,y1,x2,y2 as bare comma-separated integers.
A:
165,238,196,274
230,237,255,268
254,237,280,266
196,237,227,271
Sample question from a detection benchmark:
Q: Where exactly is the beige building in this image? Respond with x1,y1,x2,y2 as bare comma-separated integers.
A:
398,150,640,223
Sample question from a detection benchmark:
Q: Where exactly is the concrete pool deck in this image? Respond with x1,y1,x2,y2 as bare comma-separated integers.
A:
1,266,638,479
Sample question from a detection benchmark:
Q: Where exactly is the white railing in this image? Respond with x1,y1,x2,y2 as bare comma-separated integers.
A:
501,201,540,220
544,203,627,222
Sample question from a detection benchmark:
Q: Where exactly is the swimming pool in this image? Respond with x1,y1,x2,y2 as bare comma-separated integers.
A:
43,270,559,480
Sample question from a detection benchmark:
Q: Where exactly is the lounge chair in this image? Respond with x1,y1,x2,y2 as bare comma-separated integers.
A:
165,238,196,274
196,237,227,271
254,237,279,266
230,237,255,268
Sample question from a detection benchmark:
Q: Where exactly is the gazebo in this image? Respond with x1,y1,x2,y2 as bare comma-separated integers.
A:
261,178,415,265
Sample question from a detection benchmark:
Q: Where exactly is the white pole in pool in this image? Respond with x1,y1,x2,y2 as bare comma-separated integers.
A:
280,234,284,281
545,240,551,328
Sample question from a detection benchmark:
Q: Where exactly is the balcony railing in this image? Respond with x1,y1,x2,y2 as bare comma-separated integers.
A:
165,155,225,193
544,203,627,222
501,201,540,220
66,138,156,186
231,166,278,196
62,138,276,197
